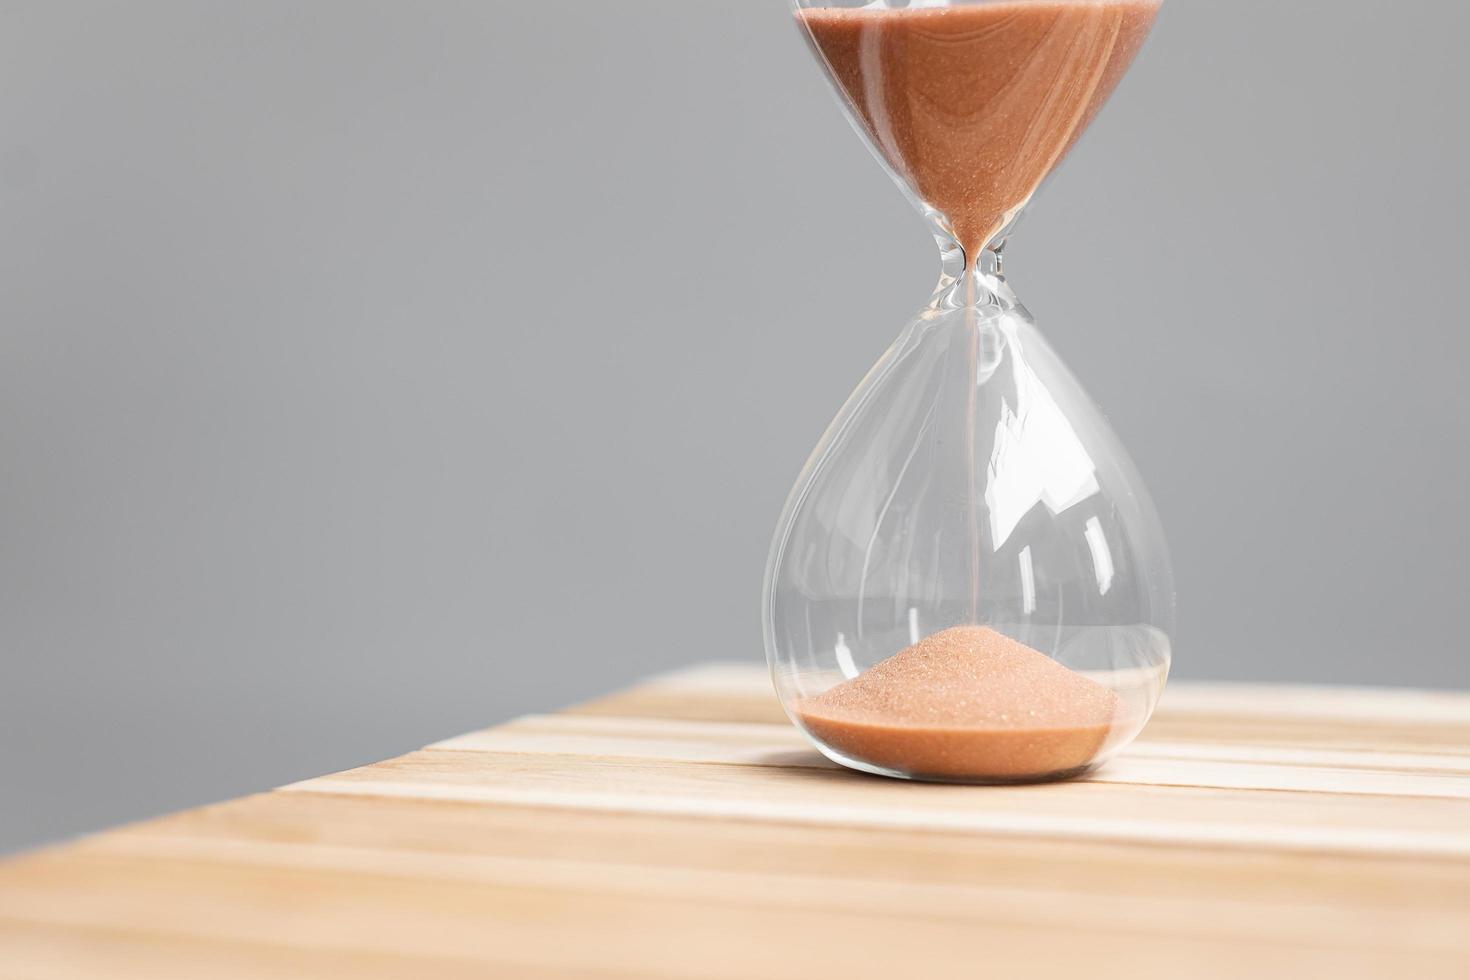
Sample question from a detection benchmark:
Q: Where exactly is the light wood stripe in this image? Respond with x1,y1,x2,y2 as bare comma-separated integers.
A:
283,750,1470,858
429,719,1470,799
3,850,1466,980
37,834,1470,954
474,712,1470,772
626,663,1470,726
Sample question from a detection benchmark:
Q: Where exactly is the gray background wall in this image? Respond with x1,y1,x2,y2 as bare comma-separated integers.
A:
2,1,1467,854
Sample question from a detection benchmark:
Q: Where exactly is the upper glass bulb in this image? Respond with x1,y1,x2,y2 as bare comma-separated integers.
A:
765,0,1174,783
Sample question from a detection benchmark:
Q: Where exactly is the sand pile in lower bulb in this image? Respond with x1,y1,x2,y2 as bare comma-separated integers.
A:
794,625,1120,780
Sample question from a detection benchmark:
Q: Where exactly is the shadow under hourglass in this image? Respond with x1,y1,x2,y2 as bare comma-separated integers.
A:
748,745,1124,787
751,748,841,770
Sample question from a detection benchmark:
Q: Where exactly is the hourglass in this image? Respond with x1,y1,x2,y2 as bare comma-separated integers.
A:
764,0,1174,782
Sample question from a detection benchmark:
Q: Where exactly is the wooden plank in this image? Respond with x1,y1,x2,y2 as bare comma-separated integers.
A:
432,714,1470,797
4,848,1467,980
2,664,1469,980
100,793,1469,899
283,750,1470,857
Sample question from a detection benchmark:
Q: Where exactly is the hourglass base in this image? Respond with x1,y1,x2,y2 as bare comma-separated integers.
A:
805,736,1106,785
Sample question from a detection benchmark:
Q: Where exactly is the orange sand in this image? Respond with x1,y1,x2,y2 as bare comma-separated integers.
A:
798,1,1160,256
794,625,1120,780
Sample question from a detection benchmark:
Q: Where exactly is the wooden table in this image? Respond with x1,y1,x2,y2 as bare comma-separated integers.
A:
3,664,1470,979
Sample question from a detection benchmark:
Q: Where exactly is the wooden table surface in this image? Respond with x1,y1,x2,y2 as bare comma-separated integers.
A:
3,663,1470,979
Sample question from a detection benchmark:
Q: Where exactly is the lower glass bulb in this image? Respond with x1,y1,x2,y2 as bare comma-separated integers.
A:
762,274,1174,783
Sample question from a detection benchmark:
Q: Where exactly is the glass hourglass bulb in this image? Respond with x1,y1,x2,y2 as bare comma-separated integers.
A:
764,0,1174,783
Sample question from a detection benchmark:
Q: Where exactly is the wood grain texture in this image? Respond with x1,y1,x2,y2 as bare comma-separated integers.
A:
3,663,1469,979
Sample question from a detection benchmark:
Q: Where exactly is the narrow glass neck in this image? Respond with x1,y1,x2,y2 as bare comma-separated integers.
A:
931,234,1014,313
